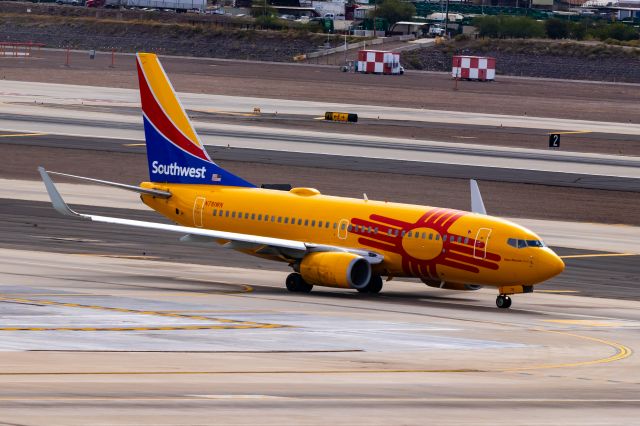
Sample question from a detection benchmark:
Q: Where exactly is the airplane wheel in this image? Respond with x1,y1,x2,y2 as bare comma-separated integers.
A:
496,295,512,309
356,275,383,294
286,273,313,293
366,275,383,294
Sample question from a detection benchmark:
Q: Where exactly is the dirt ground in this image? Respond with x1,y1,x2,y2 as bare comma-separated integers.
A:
3,143,639,226
1,49,639,123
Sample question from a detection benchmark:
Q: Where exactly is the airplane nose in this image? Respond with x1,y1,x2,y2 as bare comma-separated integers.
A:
545,250,565,279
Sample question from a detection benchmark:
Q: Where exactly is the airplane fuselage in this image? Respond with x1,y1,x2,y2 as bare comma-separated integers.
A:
141,183,564,290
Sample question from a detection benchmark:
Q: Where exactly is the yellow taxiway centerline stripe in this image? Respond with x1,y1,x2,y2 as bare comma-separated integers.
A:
0,132,48,138
560,253,636,259
503,329,631,371
543,319,627,327
122,143,146,147
0,326,627,375
0,295,285,330
548,130,592,135
0,396,637,402
536,290,578,293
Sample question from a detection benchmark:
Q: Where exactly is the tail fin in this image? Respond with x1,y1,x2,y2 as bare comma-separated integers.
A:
136,53,254,187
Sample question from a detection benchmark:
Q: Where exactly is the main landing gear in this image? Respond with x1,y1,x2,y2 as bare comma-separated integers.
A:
285,273,313,293
496,294,512,309
357,275,383,294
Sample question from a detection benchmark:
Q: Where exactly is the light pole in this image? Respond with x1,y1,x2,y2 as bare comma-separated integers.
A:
444,0,450,38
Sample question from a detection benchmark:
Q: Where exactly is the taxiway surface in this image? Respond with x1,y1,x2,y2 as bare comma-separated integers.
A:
0,247,638,425
1,110,639,191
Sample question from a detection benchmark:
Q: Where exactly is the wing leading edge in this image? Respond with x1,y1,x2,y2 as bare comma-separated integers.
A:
38,168,383,264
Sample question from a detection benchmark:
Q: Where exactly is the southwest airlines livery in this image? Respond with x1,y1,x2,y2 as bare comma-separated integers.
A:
39,53,565,309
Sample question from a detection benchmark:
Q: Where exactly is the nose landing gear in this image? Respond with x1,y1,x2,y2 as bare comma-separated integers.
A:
496,294,512,309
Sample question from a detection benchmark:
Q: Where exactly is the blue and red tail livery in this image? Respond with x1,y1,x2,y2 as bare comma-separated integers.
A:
136,53,255,187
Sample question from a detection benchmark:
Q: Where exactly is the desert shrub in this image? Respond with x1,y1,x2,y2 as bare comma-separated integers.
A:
473,15,544,39
590,22,639,41
371,0,416,25
569,21,587,40
545,18,569,39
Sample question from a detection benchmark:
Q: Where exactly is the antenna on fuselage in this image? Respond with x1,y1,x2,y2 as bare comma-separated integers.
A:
470,179,487,215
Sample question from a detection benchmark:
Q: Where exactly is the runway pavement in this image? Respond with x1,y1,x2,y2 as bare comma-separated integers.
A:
3,79,640,135
0,247,638,425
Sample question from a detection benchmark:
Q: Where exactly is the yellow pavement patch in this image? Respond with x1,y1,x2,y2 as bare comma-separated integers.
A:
560,253,636,259
543,319,627,327
0,132,47,138
0,295,286,331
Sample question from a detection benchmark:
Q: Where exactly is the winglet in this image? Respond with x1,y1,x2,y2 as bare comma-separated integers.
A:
470,179,487,215
38,167,86,219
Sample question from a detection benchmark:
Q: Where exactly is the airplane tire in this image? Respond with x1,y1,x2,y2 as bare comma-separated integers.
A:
496,295,512,309
367,275,383,294
356,275,383,294
286,273,313,293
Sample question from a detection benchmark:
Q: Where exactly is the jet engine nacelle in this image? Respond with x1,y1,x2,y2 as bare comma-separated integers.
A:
422,278,482,291
299,252,371,289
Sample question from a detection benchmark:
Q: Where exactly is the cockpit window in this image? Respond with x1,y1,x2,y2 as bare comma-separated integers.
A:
508,238,546,248
526,240,545,247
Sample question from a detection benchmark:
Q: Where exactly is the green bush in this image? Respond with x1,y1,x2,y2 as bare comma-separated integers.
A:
608,23,639,41
473,15,544,39
251,0,276,18
371,0,415,25
569,21,587,40
545,18,569,39
589,22,639,41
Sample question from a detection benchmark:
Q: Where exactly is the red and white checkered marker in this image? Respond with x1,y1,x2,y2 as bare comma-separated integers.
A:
452,56,496,81
357,50,402,75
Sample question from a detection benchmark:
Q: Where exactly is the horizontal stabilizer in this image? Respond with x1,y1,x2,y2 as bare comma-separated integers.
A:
45,169,171,199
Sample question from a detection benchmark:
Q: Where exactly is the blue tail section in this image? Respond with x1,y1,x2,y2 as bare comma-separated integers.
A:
137,52,255,188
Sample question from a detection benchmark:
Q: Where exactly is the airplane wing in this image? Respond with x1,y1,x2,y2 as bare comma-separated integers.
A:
38,168,384,264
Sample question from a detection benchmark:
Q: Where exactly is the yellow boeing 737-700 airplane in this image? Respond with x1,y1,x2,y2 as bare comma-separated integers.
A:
39,53,564,309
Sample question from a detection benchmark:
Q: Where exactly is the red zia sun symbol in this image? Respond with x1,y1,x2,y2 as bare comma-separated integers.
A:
350,208,501,279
